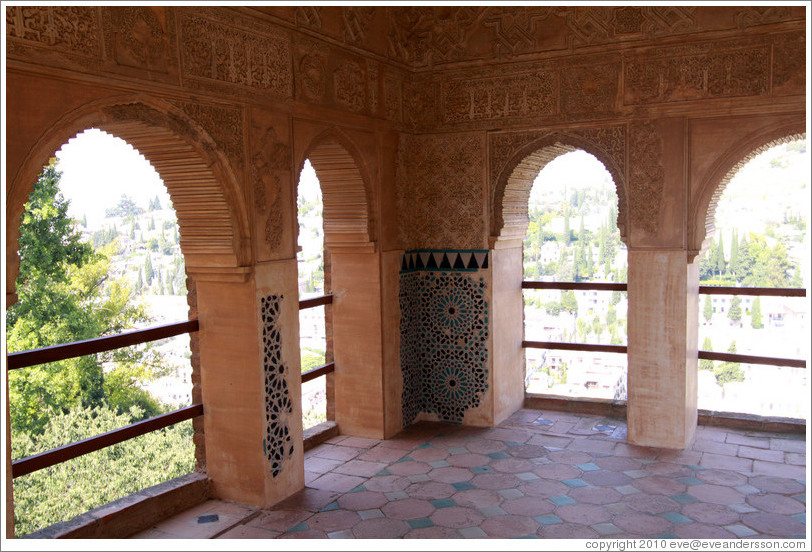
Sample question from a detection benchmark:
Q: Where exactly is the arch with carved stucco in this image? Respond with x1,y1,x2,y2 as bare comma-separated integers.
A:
298,128,375,250
490,132,628,246
6,96,251,298
689,122,806,262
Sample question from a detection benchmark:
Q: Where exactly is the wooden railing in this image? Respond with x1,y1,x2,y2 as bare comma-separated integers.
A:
8,319,202,479
297,293,336,381
522,281,807,368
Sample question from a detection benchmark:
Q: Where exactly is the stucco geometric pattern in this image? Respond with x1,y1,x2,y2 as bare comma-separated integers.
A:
175,101,244,171
102,6,173,74
627,121,664,234
261,295,293,478
400,263,489,426
6,5,101,57
396,134,484,249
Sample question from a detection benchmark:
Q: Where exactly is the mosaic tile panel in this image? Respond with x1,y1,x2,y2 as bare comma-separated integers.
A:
261,295,294,477
400,252,489,426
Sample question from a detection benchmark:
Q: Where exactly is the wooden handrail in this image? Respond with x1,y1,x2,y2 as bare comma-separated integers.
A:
11,404,204,478
298,294,333,310
523,341,627,354
7,319,200,370
698,350,806,368
301,362,335,383
522,281,806,298
698,286,806,297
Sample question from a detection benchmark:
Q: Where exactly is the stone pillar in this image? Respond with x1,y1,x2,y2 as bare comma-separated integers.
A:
626,251,699,449
194,260,303,509
491,243,526,425
331,250,386,439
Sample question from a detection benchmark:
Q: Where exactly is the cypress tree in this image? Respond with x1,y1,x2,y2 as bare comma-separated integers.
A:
700,336,714,371
703,294,713,323
750,296,763,329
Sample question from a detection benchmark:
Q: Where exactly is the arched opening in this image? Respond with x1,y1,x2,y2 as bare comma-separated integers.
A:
297,134,384,438
5,99,251,536
522,150,627,401
6,129,199,535
697,137,808,419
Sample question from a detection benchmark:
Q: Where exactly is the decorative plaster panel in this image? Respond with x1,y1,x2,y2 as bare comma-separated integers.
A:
400,254,489,426
627,121,664,234
396,134,485,249
102,6,176,77
173,101,244,171
250,111,290,255
6,5,101,58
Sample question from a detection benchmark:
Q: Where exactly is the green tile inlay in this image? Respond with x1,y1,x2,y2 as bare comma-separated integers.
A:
416,442,431,449
487,452,510,459
348,485,366,493
550,495,576,506
407,517,434,529
321,502,339,511
376,469,392,476
471,466,493,474
452,481,476,491
534,514,563,526
654,533,679,539
430,498,456,509
562,478,589,488
288,522,309,533
792,513,806,523
395,456,413,463
505,441,522,446
661,512,692,524
676,476,702,485
576,463,600,471
670,493,698,504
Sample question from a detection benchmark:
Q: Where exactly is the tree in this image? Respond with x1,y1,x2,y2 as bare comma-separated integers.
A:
715,234,726,277
105,194,143,219
700,337,714,371
714,341,744,386
750,296,763,329
144,253,154,283
727,296,742,325
703,295,713,323
561,290,578,315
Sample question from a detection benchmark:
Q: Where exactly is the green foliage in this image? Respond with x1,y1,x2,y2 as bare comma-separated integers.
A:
703,295,713,322
713,341,744,386
750,296,763,329
561,290,578,315
105,194,144,219
12,405,194,537
301,349,326,373
727,296,742,323
700,337,714,371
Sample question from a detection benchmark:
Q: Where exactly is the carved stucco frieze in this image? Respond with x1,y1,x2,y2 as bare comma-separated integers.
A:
772,32,806,96
174,101,244,172
296,40,329,104
384,72,403,125
333,59,367,114
560,61,620,116
624,42,769,105
627,121,664,235
6,5,102,58
180,12,292,99
397,134,485,249
102,6,174,74
342,6,375,47
295,6,322,30
250,114,290,253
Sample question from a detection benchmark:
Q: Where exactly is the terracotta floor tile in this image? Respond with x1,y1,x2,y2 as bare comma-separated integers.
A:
555,504,612,525
518,479,570,498
673,523,737,539
582,469,634,487
387,460,432,476
504,443,549,459
247,509,313,532
725,432,771,448
613,443,660,460
688,483,745,505
381,498,435,520
428,466,473,483
501,496,555,516
594,456,643,472
129,528,177,538
741,512,806,538
352,517,410,538
748,475,805,494
308,472,367,493
405,480,457,500
643,462,692,478
304,456,345,474
216,525,281,539
480,514,539,537
624,493,681,514
336,491,389,511
752,459,806,479
785,452,806,466
681,502,740,525
656,450,703,465
404,525,461,538
699,452,753,472
567,438,616,455
274,488,342,512
746,493,805,515
696,468,748,487
277,529,327,538
540,522,600,539
527,433,574,449
340,436,381,449
357,445,409,463
490,457,535,474
613,512,674,535
305,510,361,532
409,445,450,462
533,463,581,480
738,445,785,463
430,506,486,528
363,474,411,493
546,449,592,465
451,488,503,509
471,472,520,490
693,439,739,456
569,486,623,505
446,452,491,468
332,459,389,477
311,444,362,461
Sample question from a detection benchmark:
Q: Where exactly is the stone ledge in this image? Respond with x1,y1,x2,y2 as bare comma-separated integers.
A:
303,420,339,452
25,472,210,539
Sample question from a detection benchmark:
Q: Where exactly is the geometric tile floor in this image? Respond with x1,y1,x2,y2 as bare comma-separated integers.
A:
131,409,807,539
